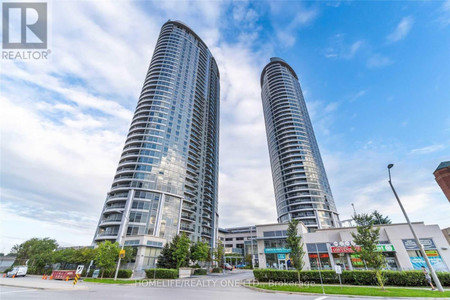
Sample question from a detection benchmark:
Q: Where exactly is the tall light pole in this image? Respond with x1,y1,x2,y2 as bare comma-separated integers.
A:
387,164,443,292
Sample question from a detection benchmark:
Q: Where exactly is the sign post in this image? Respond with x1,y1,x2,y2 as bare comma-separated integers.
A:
73,265,84,286
315,243,325,295
334,265,342,287
114,249,126,281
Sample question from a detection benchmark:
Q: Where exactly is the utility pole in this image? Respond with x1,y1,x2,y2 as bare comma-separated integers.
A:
114,190,134,281
387,164,443,292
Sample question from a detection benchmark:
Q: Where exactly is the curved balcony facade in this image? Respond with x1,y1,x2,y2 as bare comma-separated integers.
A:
94,20,220,249
260,57,339,231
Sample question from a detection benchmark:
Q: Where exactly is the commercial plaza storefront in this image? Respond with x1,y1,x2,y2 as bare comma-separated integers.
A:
249,222,450,272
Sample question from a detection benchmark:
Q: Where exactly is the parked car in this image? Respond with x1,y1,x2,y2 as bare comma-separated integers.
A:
222,263,233,270
236,263,246,268
7,266,28,277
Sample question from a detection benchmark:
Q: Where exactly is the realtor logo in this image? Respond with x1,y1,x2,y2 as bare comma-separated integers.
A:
2,2,47,49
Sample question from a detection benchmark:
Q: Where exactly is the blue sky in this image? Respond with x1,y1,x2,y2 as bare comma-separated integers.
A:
1,0,449,253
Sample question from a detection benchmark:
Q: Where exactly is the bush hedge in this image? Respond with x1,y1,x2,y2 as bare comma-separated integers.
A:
81,268,94,278
253,269,450,287
97,269,132,278
211,267,222,273
193,268,207,275
145,268,178,279
27,266,53,275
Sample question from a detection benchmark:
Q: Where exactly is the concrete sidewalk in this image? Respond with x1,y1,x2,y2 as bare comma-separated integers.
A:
0,276,88,290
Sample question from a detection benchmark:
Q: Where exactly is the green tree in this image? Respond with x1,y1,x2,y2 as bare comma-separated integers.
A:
370,210,392,225
286,219,305,284
52,247,77,268
52,247,98,269
351,213,386,289
122,246,135,264
173,233,191,269
12,238,58,272
190,241,209,265
244,254,252,267
157,243,176,269
214,241,224,267
94,241,120,278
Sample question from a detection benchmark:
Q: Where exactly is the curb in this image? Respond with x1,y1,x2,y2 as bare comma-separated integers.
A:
241,284,448,299
0,283,88,291
0,283,46,290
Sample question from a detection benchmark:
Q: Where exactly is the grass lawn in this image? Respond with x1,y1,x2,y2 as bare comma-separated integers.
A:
83,278,146,284
251,284,450,298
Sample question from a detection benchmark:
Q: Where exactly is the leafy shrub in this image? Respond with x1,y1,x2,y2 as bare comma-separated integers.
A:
81,268,95,278
117,269,132,278
99,269,115,278
27,266,52,275
437,272,450,286
145,268,178,279
253,269,450,287
193,268,207,275
211,267,222,273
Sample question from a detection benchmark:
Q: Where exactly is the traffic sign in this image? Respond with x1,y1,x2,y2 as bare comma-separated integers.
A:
119,249,126,258
334,265,342,274
76,265,84,275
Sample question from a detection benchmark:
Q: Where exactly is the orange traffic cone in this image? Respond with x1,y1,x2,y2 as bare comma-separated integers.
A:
12,274,15,278
49,275,53,280
2,273,5,278
65,276,69,281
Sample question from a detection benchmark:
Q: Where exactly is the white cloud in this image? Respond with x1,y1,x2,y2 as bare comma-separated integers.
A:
0,0,275,253
270,2,319,47
367,54,394,68
323,146,450,227
324,34,364,60
409,144,446,155
1,1,449,255
438,0,450,27
349,90,367,102
387,16,414,42
292,8,318,26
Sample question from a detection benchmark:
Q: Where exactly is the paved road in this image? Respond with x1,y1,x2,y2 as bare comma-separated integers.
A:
0,270,438,300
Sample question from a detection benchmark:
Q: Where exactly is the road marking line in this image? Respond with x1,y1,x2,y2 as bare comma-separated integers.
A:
314,296,328,300
1,289,39,294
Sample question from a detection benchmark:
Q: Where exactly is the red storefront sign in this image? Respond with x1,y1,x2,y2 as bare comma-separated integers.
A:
330,246,361,253
308,253,329,258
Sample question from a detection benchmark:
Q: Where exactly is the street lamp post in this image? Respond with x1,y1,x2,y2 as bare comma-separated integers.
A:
315,243,326,295
387,164,444,292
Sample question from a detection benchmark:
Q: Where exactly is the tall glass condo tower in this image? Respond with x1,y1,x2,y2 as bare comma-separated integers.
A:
94,21,220,270
260,57,339,231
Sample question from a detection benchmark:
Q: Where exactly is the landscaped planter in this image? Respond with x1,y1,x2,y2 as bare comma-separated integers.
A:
179,267,193,278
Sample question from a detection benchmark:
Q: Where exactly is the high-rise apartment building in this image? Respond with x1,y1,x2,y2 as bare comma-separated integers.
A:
260,57,339,231
93,20,220,270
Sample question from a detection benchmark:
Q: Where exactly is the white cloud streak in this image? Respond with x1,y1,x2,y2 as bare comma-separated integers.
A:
409,144,446,155
387,16,414,42
367,53,394,69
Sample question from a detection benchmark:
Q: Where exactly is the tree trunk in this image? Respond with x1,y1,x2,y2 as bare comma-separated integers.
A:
297,271,301,286
375,270,385,290
101,269,104,279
